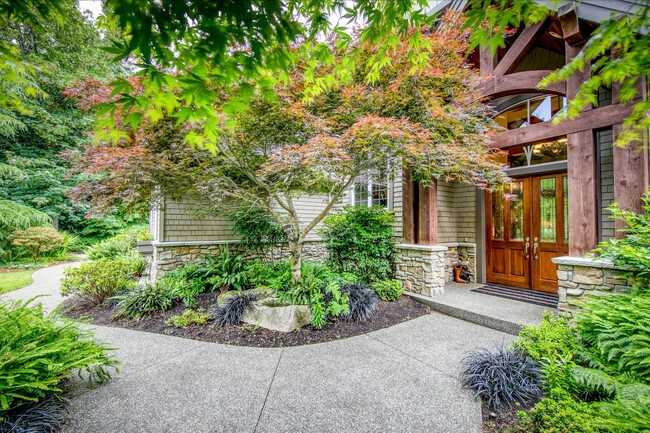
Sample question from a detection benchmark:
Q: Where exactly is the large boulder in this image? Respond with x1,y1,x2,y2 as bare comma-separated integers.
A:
242,297,311,333
217,288,273,306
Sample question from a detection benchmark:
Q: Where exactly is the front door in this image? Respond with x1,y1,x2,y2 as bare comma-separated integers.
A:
486,173,568,293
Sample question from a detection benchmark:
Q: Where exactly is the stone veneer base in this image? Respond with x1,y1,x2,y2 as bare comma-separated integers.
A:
552,256,631,311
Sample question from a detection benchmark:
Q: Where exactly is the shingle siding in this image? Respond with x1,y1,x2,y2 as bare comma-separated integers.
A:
435,181,477,244
598,128,615,241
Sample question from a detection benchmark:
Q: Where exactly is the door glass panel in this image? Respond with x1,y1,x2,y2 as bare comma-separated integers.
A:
539,178,557,242
563,176,568,243
509,181,524,240
492,191,505,240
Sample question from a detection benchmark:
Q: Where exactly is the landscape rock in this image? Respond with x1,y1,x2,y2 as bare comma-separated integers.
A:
242,297,312,332
217,288,273,306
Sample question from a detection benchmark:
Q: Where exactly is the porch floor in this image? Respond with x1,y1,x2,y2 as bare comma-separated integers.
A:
405,282,557,336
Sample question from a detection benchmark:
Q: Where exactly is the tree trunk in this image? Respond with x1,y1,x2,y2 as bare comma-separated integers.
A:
288,240,302,281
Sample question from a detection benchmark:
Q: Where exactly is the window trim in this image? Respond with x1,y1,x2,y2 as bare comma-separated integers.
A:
350,169,393,209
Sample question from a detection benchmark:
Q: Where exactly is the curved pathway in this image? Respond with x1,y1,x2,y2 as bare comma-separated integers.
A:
3,263,514,433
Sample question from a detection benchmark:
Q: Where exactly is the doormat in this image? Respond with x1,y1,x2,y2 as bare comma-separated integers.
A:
471,284,559,308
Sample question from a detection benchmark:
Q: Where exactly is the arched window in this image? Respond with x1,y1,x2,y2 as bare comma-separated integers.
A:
494,94,566,130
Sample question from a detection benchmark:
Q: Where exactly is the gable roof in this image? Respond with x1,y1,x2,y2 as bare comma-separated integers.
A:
431,0,645,24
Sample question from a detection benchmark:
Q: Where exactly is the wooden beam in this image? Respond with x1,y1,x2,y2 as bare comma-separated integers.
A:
567,129,598,255
566,43,590,108
613,124,647,238
417,180,437,245
480,47,498,75
478,70,565,99
492,19,548,77
557,2,585,46
402,171,415,243
488,102,635,148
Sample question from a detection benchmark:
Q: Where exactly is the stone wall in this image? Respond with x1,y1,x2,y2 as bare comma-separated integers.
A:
152,240,327,279
442,243,476,283
552,256,631,310
395,244,447,297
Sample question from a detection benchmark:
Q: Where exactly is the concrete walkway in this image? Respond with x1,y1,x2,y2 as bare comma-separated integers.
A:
3,263,515,433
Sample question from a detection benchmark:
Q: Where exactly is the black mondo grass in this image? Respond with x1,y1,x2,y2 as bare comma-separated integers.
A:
211,293,258,326
0,397,67,433
340,283,379,323
461,344,542,410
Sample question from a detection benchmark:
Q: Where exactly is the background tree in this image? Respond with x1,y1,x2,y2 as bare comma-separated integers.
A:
68,14,509,279
0,0,129,245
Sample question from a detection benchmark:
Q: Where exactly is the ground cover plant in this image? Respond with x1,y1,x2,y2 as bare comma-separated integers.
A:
0,299,118,425
0,269,34,294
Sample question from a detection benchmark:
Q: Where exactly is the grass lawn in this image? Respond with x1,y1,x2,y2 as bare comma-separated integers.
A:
0,270,35,295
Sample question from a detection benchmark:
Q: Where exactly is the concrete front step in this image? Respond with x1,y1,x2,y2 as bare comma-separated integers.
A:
405,282,557,335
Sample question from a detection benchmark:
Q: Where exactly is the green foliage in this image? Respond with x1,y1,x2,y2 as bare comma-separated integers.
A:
371,279,403,301
597,384,650,433
159,263,211,308
0,298,118,412
85,225,148,260
114,281,177,320
165,308,210,328
0,199,51,262
308,282,350,329
245,260,291,289
98,0,437,142
595,192,650,288
10,226,63,262
204,250,249,291
518,393,605,433
60,258,136,305
574,291,650,383
514,311,580,362
320,206,396,282
230,208,287,260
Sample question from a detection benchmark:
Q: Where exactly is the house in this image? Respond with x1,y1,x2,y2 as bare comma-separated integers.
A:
149,0,648,308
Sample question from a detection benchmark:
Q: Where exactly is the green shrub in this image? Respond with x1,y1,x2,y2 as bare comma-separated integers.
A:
204,250,249,291
371,279,403,301
84,225,148,260
245,260,290,288
113,281,177,320
519,393,605,433
594,190,650,288
574,292,650,383
60,258,136,304
0,299,118,412
10,227,64,262
514,311,580,362
320,206,396,282
160,263,210,307
230,208,287,260
118,250,148,277
85,236,134,260
308,281,350,329
165,308,210,328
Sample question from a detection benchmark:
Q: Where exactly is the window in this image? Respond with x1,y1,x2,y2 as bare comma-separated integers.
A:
494,95,566,130
352,171,390,208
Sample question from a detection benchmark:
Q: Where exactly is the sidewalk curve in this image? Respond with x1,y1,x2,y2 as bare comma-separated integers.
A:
3,262,514,433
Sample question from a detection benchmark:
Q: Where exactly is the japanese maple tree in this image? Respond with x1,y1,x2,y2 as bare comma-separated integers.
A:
68,13,508,279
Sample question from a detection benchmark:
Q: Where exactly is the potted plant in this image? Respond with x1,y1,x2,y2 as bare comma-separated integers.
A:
136,233,154,256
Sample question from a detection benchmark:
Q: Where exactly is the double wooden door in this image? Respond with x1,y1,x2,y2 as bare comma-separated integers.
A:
486,173,568,293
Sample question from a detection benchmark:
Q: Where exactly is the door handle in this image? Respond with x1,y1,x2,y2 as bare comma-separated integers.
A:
533,241,539,260
525,237,530,259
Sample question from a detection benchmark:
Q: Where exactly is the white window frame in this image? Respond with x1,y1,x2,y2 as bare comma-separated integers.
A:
349,167,393,209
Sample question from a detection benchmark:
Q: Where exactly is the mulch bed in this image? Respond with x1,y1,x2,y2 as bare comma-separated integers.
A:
481,400,534,433
62,293,431,348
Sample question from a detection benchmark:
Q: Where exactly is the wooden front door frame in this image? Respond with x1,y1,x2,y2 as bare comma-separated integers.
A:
486,172,568,293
